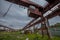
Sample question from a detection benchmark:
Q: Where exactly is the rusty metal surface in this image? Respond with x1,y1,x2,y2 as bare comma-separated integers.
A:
6,0,60,12
28,8,42,18
29,8,41,15
6,0,43,9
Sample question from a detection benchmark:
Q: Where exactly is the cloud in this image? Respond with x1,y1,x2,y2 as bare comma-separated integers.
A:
30,0,48,7
0,0,60,29
0,0,32,29
49,16,60,25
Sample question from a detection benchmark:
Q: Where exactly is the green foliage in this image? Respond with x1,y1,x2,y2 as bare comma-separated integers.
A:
51,23,60,28
0,31,60,40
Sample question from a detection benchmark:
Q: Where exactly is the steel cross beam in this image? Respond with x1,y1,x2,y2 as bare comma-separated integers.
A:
43,0,60,13
23,18,38,30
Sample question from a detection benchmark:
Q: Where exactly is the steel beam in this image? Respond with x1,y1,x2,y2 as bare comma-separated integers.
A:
22,18,38,30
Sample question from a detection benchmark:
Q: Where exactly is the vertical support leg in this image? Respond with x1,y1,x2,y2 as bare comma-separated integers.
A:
40,14,45,38
45,18,51,39
41,29,44,38
33,25,35,33
41,18,44,38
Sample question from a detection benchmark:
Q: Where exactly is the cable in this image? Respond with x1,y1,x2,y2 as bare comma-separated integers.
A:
3,3,13,17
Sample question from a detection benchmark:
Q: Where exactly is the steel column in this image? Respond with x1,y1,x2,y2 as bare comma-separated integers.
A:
45,18,51,39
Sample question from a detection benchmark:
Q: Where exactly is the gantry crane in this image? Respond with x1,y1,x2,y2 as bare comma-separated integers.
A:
5,0,60,39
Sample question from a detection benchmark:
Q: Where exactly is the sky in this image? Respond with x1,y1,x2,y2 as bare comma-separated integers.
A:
0,0,60,29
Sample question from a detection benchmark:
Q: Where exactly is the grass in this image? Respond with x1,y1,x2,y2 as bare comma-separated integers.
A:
0,31,60,40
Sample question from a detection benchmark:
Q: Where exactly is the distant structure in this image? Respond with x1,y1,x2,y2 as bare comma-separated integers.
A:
0,25,17,32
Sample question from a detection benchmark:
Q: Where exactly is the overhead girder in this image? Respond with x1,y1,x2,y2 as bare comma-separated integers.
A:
6,0,60,12
6,0,43,10
6,0,60,19
5,0,60,15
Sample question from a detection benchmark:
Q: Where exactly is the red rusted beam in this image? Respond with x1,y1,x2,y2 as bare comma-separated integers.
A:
6,0,60,17
28,8,42,18
6,0,43,9
6,0,60,12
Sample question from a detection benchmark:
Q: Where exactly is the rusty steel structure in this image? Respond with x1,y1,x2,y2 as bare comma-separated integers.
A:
23,9,60,30
23,3,60,30
22,0,60,30
6,0,60,39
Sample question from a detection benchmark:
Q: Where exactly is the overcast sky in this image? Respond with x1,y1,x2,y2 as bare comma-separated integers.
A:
0,0,60,29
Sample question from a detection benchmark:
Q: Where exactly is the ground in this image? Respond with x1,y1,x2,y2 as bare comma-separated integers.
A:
0,31,60,40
